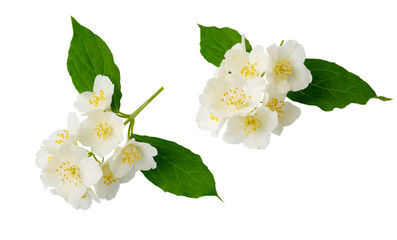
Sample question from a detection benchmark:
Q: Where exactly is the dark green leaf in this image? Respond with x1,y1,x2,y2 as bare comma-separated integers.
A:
198,24,252,67
287,59,391,111
134,134,221,200
67,17,122,111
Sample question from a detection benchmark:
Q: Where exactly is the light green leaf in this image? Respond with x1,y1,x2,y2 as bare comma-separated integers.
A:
287,59,391,111
134,134,221,200
198,24,252,67
67,16,122,111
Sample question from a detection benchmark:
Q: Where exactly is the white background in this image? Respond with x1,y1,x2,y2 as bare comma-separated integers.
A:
1,0,396,239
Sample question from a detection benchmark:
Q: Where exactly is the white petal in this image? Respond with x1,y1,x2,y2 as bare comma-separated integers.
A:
93,75,114,98
133,141,158,171
132,140,158,157
36,148,52,169
95,178,120,201
225,49,249,75
104,182,120,200
78,157,103,187
279,40,300,59
242,77,267,114
79,114,100,147
119,170,136,183
74,92,95,113
230,43,244,51
86,188,100,203
243,131,271,150
289,65,312,92
196,108,215,130
257,107,278,132
110,154,135,179
265,84,287,101
40,158,61,188
223,116,247,144
206,77,219,88
249,45,268,74
70,145,89,163
266,44,279,64
43,129,70,153
70,189,94,210
57,182,86,203
196,108,226,137
262,91,270,105
91,138,118,158
272,124,284,136
245,77,267,95
285,41,306,64
276,77,291,94
278,102,301,127
134,153,156,171
67,112,80,136
109,114,125,142
211,118,227,137
95,179,108,199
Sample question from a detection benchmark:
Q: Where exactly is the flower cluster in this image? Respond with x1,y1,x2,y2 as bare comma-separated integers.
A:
197,38,312,149
36,75,158,209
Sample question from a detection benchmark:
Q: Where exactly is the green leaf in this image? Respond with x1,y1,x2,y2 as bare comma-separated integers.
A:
198,24,252,67
287,59,391,111
67,17,122,112
134,134,221,200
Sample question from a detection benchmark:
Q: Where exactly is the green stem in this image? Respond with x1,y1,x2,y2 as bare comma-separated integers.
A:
124,87,164,125
115,112,130,118
88,152,101,165
127,119,135,140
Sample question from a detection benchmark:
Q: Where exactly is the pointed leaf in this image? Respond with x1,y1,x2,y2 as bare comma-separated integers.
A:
287,59,391,111
134,134,220,200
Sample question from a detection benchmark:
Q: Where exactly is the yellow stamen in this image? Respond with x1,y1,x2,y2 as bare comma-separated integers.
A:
94,122,112,139
220,87,251,109
244,116,262,133
266,97,285,117
209,113,219,122
274,58,294,80
121,145,142,166
55,130,69,144
57,161,81,186
89,90,107,108
241,62,259,78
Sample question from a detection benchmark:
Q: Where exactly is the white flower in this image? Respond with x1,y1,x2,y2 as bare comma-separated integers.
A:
223,107,278,150
42,113,80,153
221,37,268,82
41,145,103,204
69,188,100,210
196,107,226,137
110,139,157,179
79,111,124,157
74,75,114,113
95,161,136,200
264,86,301,135
266,40,312,93
199,74,267,118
